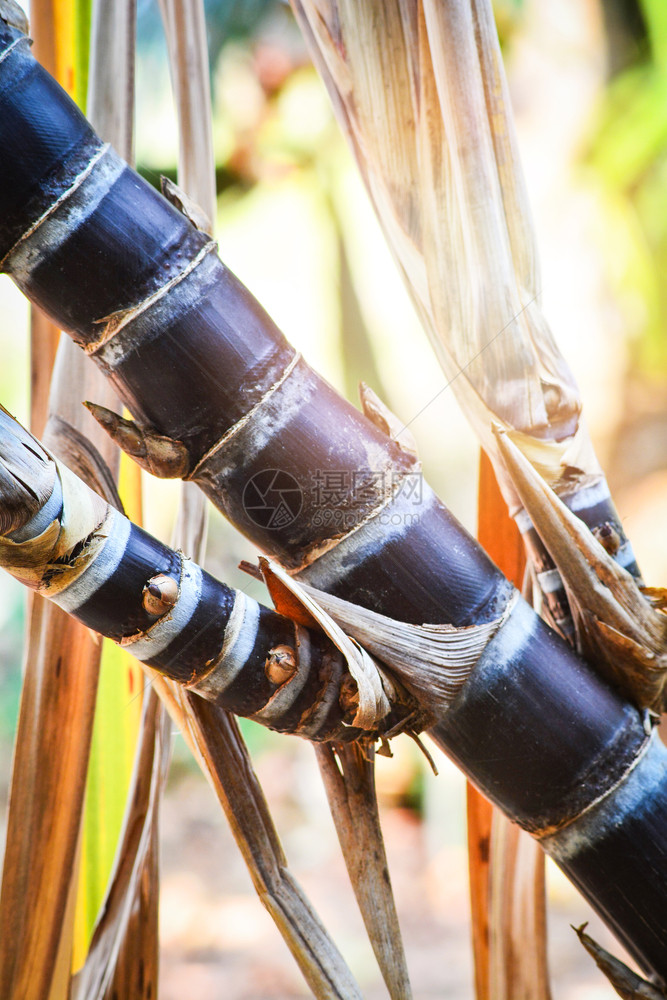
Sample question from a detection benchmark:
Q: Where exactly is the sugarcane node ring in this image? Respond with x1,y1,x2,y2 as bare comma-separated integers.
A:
142,573,179,618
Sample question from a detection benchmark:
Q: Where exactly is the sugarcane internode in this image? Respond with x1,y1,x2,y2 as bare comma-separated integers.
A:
2,13,667,981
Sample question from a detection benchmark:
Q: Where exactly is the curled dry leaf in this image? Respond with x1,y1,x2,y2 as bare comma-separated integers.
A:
298,576,517,716
495,427,667,712
258,557,518,722
259,557,397,731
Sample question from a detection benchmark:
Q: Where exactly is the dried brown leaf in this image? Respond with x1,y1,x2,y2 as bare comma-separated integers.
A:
0,605,101,1000
489,816,551,1000
290,0,588,508
316,742,413,999
152,680,364,1000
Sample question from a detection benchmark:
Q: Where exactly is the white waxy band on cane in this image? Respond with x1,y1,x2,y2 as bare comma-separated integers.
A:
55,507,131,613
194,591,261,698
3,145,121,277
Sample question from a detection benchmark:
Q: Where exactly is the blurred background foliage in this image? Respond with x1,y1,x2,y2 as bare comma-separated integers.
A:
1,0,667,995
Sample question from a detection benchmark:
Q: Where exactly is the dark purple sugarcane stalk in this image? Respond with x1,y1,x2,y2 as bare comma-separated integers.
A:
0,16,666,980
0,407,416,742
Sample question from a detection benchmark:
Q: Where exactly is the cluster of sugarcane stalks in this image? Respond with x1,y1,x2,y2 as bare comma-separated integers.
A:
1,1,667,998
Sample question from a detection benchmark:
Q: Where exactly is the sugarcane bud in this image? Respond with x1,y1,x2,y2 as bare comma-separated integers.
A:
592,521,621,556
573,923,665,998
265,644,297,685
142,573,179,617
84,402,190,478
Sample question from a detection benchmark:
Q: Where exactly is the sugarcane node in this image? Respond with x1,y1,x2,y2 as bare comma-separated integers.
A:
592,520,621,556
142,573,179,617
264,644,297,685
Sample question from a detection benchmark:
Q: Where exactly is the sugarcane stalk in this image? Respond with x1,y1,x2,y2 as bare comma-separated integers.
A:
0,407,422,998
0,406,420,743
1,18,667,981
290,3,663,987
290,4,663,990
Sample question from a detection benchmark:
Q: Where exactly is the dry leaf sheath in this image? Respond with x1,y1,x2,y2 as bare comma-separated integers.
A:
2,16,667,981
495,428,667,714
289,0,641,641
